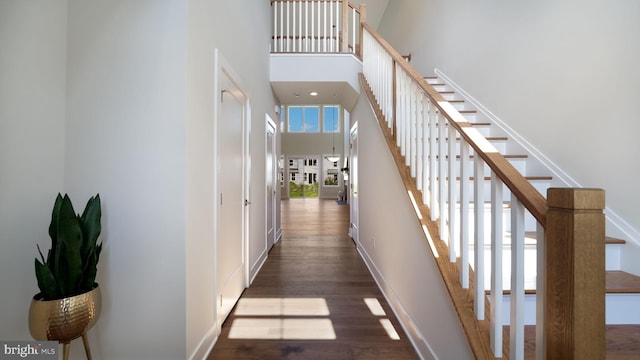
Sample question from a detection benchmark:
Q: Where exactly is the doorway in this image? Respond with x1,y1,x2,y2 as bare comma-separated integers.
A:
214,49,249,329
266,116,277,250
286,156,320,198
349,123,359,241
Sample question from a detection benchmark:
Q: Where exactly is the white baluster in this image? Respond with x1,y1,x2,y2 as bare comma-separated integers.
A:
286,1,291,52
448,122,457,262
474,156,485,319
304,1,308,52
460,141,470,288
429,105,437,220
416,93,424,191
490,173,504,357
273,2,277,52
510,195,525,360
535,224,545,360
323,1,327,52
351,6,356,53
292,1,297,52
438,112,447,242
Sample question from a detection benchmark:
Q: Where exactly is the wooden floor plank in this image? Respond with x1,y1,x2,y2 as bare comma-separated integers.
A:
207,199,420,359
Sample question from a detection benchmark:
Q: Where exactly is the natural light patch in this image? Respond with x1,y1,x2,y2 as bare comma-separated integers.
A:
233,298,330,316
407,191,423,220
363,298,386,316
379,319,401,340
228,318,336,340
423,225,440,258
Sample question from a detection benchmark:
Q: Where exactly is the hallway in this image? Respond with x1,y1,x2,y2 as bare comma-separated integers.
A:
207,198,420,359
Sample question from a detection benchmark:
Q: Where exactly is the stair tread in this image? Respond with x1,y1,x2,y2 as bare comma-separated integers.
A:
437,176,552,181
606,271,640,293
435,122,491,126
434,154,528,159
434,136,508,141
493,271,640,295
524,232,627,245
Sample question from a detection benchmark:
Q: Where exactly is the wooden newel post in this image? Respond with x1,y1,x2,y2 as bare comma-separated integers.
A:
544,188,606,360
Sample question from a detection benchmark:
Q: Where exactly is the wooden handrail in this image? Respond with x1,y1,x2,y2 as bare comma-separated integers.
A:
361,23,547,227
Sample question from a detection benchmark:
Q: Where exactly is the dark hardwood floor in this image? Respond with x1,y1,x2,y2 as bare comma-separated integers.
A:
207,198,420,360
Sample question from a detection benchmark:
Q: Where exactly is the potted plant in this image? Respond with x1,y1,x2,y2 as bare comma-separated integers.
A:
28,193,103,360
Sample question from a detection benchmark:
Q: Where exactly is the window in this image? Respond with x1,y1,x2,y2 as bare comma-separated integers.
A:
288,106,319,132
323,106,340,133
323,156,340,186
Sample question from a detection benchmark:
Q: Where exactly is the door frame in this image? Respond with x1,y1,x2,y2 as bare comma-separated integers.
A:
265,115,277,250
349,122,359,242
213,48,251,330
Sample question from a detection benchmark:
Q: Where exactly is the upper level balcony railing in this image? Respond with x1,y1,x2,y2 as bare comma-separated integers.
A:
271,0,366,55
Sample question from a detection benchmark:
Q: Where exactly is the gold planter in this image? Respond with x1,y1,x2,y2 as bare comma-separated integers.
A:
29,285,101,359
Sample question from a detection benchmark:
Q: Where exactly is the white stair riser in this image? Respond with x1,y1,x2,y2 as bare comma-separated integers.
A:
498,293,640,325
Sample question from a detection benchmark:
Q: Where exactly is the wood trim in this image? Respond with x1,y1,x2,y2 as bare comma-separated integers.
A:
361,22,548,227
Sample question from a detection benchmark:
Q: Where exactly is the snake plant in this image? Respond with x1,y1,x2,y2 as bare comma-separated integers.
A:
35,193,102,300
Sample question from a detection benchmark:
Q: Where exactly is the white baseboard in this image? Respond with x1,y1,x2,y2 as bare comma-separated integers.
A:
188,326,218,360
356,245,437,360
250,248,269,284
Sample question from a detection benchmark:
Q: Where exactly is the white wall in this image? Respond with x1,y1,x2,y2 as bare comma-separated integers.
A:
64,1,188,358
377,0,640,267
0,0,67,342
352,94,473,360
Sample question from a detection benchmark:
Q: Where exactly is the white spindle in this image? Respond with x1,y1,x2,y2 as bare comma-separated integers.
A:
410,84,417,175
535,224,545,360
438,112,447,241
329,1,334,51
280,1,284,52
273,2,277,52
510,195,525,360
403,74,410,157
460,141,470,288
474,156,485,319
421,97,430,200
311,2,315,52
490,173,504,357
416,93,424,191
448,122,457,262
429,106,438,220
397,69,404,150
333,1,341,52
304,1,309,52
323,1,327,52
292,1,297,52
351,6,356,53
286,1,290,52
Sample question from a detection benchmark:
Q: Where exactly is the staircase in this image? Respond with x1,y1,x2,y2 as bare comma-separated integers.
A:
424,70,640,357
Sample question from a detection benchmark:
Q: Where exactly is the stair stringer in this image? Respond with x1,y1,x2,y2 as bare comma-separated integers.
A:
358,72,501,360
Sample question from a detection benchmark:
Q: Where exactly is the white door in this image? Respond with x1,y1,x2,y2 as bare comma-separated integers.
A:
216,67,246,326
266,116,277,250
349,124,359,242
